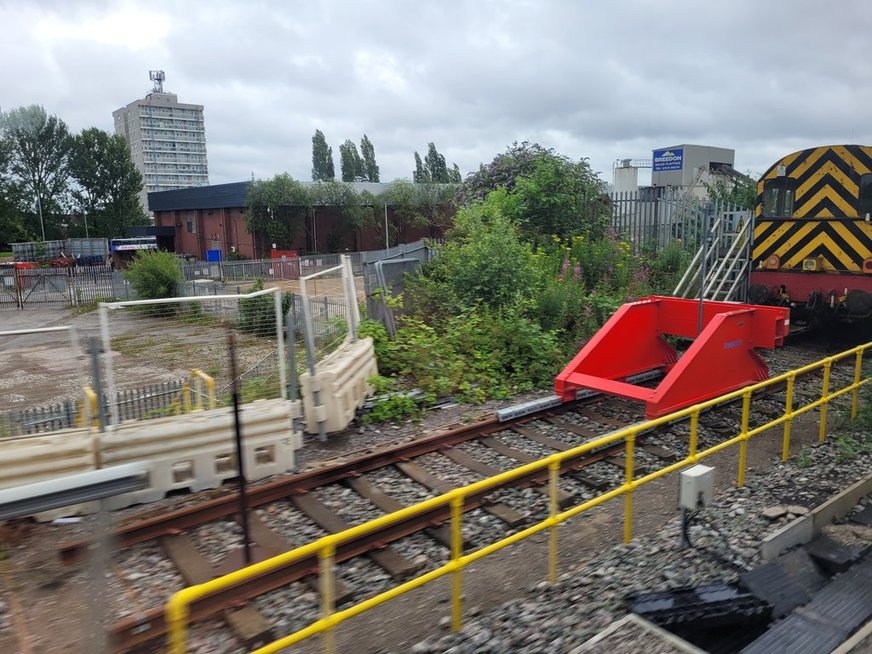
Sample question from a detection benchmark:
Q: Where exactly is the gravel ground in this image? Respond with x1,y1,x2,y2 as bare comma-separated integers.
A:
411,432,872,654
0,339,866,653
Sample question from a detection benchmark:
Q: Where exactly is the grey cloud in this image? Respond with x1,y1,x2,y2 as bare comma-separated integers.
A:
1,0,870,187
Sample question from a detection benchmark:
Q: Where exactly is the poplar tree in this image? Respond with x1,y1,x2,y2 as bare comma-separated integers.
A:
412,143,460,183
311,129,335,181
360,134,379,182
339,140,364,182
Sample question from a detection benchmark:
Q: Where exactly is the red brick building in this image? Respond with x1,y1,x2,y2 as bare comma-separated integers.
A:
147,181,452,260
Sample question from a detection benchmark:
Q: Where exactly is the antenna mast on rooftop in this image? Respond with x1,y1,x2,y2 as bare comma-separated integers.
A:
148,70,165,93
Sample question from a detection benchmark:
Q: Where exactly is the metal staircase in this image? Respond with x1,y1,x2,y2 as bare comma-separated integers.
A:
673,206,753,303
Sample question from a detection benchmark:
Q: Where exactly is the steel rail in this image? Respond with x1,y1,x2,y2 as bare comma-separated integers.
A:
106,440,624,651
59,414,515,564
59,353,851,651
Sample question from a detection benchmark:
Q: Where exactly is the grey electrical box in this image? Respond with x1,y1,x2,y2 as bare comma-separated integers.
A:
679,464,714,511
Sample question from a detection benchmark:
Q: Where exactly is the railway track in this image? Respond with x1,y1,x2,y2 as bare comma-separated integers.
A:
49,345,860,652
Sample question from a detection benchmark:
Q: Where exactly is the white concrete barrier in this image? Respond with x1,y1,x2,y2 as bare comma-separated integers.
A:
0,428,98,519
0,399,303,517
0,429,96,490
99,399,301,509
300,337,378,434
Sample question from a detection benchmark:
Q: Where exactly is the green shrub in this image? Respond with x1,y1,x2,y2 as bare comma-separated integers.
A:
123,250,182,300
237,278,294,335
406,191,544,318
358,319,390,363
795,445,813,469
382,307,562,402
645,239,692,293
362,375,428,424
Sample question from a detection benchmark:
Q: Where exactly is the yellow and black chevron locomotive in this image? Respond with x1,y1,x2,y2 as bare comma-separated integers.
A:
749,144,872,321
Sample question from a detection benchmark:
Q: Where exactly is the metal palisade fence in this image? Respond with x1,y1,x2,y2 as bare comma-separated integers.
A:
0,380,188,438
608,188,750,255
0,265,134,309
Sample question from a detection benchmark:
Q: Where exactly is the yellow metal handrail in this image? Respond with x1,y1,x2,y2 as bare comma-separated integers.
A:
185,369,216,412
78,385,99,428
166,342,871,654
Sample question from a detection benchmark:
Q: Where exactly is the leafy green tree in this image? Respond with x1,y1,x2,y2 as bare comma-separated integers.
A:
68,128,148,237
244,173,310,251
0,137,31,243
360,134,379,182
381,179,455,244
309,178,371,233
460,142,608,243
311,130,335,181
339,139,364,182
703,173,757,209
0,105,72,240
424,142,448,183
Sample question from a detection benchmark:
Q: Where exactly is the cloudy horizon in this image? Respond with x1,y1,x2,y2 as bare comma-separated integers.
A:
2,0,870,189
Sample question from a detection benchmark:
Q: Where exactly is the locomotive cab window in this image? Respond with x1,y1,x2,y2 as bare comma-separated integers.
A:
762,178,797,217
859,173,872,216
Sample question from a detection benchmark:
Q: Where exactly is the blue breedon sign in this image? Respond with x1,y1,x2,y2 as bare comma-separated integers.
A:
653,148,684,171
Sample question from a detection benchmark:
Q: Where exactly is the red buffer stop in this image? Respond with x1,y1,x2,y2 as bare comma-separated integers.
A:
555,296,790,419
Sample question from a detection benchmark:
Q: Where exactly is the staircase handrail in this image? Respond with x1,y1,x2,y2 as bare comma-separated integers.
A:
704,216,751,299
673,213,724,297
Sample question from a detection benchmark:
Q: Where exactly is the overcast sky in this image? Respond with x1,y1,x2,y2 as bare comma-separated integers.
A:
2,0,871,188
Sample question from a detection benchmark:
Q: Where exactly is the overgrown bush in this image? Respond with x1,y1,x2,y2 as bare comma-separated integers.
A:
644,239,692,293
405,190,543,319
379,307,561,402
237,278,294,335
362,375,429,424
123,250,182,300
358,318,389,362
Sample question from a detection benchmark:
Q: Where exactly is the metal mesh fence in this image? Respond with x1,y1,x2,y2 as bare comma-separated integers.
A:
181,252,366,284
297,269,353,363
99,289,287,422
362,241,434,331
0,327,87,438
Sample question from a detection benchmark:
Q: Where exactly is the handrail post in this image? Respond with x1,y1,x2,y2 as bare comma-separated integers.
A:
689,410,699,461
819,359,832,443
623,431,636,544
450,494,464,631
182,382,191,414
851,350,863,419
548,459,560,583
320,541,337,654
737,389,751,486
782,373,795,462
165,590,191,654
